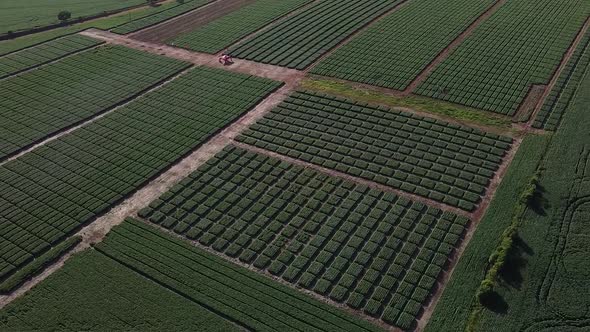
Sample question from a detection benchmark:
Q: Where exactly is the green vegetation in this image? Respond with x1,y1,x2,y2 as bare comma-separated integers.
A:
111,0,213,34
0,249,239,331
0,235,81,294
416,0,590,115
169,0,312,54
139,144,468,329
423,134,550,332
0,67,279,284
97,218,384,331
312,0,495,90
0,34,103,78
0,45,189,160
237,90,512,211
0,0,143,34
533,31,590,130
229,0,404,69
301,78,513,130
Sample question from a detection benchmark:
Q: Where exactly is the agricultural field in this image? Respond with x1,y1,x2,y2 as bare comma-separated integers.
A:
0,67,279,289
415,0,590,116
229,0,405,69
237,91,512,211
0,45,189,160
311,0,496,91
169,0,313,54
0,0,143,34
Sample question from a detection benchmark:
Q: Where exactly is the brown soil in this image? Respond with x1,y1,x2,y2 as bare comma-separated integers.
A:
132,0,255,43
513,84,546,122
402,0,508,95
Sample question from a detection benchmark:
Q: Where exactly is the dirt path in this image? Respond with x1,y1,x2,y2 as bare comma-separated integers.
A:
131,0,254,43
402,0,508,95
80,29,303,83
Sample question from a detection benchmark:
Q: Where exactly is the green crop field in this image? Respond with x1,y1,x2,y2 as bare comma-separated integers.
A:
229,0,404,69
0,0,143,34
0,45,189,160
237,91,512,211
312,0,495,90
416,0,590,116
111,0,213,35
138,145,468,330
0,67,279,288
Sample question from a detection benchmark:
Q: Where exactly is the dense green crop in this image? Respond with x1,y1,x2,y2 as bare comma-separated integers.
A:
0,249,239,331
139,145,469,329
229,0,404,69
0,67,279,283
237,91,512,211
416,0,590,115
0,45,189,160
312,0,495,90
111,0,213,34
169,0,312,54
533,31,590,130
0,34,102,79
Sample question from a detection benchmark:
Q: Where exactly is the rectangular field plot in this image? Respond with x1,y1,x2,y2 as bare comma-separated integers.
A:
0,34,103,79
97,218,383,331
168,0,312,54
237,91,512,211
229,0,404,69
0,45,189,160
0,67,279,283
312,0,495,90
416,0,590,116
138,145,470,330
111,0,213,34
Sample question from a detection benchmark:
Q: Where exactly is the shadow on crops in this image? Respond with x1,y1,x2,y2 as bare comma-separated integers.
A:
499,235,532,290
529,184,548,216
480,291,509,314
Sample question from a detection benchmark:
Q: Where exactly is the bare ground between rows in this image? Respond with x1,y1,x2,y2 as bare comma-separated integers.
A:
402,0,508,95
512,84,546,122
131,0,255,43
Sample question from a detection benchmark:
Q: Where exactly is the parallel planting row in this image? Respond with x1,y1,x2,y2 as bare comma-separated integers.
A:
237,91,512,211
416,0,590,115
97,219,383,331
533,30,590,130
229,0,404,69
139,145,469,330
312,0,495,90
0,34,102,79
169,0,313,54
0,45,189,160
0,67,279,284
111,0,213,34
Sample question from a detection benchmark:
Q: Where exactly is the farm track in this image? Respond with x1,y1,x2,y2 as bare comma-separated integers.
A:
401,0,508,95
131,0,255,43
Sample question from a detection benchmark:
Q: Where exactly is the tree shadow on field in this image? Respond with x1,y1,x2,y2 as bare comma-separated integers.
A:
499,235,533,290
480,291,509,314
529,184,549,216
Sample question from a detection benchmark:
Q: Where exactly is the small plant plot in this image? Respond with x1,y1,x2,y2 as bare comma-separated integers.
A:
229,0,404,69
312,0,495,91
237,91,512,211
168,0,312,54
0,67,279,286
111,0,213,34
0,34,103,79
0,45,189,160
416,0,590,116
138,145,470,330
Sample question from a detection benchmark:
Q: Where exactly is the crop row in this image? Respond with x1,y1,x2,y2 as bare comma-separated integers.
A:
312,0,495,90
533,31,590,130
97,218,383,331
169,0,312,54
0,66,279,281
237,91,511,211
111,0,213,34
229,0,404,69
0,34,102,79
0,45,189,160
416,0,590,115
139,145,469,329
